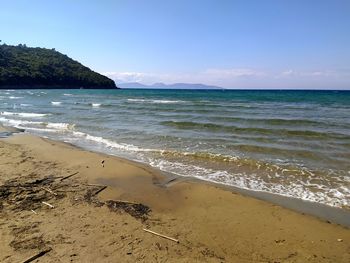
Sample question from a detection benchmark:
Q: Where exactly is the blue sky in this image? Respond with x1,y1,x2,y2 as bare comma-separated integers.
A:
1,0,349,89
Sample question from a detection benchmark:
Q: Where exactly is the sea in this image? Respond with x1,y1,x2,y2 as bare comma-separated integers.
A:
0,89,349,209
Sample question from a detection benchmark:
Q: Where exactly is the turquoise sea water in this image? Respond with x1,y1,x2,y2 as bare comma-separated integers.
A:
0,89,349,208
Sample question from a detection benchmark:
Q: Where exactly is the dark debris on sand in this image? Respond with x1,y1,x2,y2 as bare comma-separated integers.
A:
84,187,151,221
0,176,66,212
1,174,151,222
106,200,151,222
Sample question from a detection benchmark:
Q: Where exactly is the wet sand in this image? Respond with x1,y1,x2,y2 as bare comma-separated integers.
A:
0,131,349,262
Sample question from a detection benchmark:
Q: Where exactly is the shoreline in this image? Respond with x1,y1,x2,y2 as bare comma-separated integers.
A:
3,125,350,228
1,128,350,262
1,125,350,227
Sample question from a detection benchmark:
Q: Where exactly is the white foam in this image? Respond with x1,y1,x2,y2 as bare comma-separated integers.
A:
1,111,48,118
46,122,74,130
71,131,85,137
0,117,43,127
85,134,144,152
72,131,155,152
23,127,60,133
20,104,32,107
127,99,148,102
0,116,74,133
63,93,73,96
51,101,62,105
9,96,23,99
92,103,101,107
127,98,185,104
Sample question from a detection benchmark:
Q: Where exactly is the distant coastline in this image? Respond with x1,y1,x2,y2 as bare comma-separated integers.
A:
117,82,222,90
117,82,349,91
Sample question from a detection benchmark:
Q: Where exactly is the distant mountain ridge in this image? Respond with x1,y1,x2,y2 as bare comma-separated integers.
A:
118,82,223,90
0,44,117,89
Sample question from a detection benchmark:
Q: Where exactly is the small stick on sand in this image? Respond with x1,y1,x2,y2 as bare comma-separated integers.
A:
31,209,37,214
42,201,54,208
41,187,57,196
22,248,52,263
93,186,107,196
143,228,179,243
60,171,79,181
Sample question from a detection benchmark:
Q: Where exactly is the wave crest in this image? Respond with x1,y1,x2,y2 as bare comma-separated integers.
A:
1,111,49,118
127,98,185,104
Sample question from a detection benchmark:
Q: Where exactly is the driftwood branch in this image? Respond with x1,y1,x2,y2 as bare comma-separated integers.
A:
94,186,107,196
143,228,179,243
42,201,54,208
60,172,79,181
22,248,52,263
30,209,37,215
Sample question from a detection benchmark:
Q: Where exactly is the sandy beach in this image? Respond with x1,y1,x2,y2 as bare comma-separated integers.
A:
0,129,349,262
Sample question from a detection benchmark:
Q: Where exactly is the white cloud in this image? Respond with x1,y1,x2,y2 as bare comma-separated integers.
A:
281,70,294,76
279,69,341,78
103,71,155,83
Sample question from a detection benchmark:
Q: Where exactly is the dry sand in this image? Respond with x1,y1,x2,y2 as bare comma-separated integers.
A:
0,132,349,262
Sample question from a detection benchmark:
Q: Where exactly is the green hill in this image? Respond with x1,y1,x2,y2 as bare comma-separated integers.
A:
0,44,117,89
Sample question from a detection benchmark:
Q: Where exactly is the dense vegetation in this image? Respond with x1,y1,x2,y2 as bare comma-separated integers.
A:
0,44,117,89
